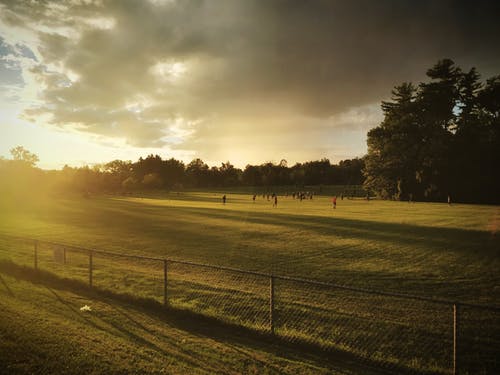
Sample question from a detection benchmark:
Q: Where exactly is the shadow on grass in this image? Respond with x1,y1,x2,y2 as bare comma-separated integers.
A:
0,260,434,375
0,273,14,297
49,196,499,256
174,205,498,252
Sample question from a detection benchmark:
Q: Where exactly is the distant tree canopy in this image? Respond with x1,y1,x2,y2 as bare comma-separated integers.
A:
10,146,39,167
1,147,364,196
0,147,42,200
64,155,364,193
364,59,500,203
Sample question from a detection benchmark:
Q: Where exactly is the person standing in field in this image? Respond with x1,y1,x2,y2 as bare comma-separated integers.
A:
222,194,226,205
273,195,278,208
332,196,337,209
252,194,256,203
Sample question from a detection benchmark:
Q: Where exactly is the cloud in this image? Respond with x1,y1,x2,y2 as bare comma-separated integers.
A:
1,0,499,162
172,103,382,166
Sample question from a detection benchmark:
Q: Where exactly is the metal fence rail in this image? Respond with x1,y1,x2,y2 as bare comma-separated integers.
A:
0,234,498,374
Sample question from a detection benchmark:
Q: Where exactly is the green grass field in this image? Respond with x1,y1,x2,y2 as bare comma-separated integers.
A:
1,190,499,374
1,264,366,375
2,190,499,301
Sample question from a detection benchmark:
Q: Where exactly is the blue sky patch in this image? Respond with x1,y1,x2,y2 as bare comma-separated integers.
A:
0,36,30,86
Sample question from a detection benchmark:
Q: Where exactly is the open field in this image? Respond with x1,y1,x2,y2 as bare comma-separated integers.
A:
1,190,499,374
1,190,499,301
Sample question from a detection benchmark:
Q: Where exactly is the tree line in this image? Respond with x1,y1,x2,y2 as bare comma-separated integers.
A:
0,147,364,196
364,59,499,204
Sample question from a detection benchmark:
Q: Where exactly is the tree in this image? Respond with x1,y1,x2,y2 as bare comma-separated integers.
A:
302,158,331,185
133,155,163,183
364,82,420,199
364,59,500,203
219,161,241,186
186,158,209,187
162,158,185,189
473,75,500,201
122,176,139,192
242,164,262,186
338,158,365,185
103,160,133,192
142,173,163,189
415,59,461,199
1,147,44,198
10,146,39,167
105,160,133,177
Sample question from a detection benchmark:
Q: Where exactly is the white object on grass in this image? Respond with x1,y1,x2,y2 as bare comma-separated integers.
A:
80,305,92,312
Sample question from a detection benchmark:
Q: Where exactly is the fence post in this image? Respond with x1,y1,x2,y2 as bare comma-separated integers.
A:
453,303,459,375
34,240,38,270
89,250,93,287
163,259,168,306
269,275,275,334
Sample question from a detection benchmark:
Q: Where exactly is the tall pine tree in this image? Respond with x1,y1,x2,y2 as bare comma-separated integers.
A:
364,60,500,203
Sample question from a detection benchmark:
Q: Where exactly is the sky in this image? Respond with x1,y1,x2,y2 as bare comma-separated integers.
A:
1,0,500,170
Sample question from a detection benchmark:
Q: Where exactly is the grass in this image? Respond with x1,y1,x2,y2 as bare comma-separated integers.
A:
1,190,498,301
0,189,499,374
1,262,373,375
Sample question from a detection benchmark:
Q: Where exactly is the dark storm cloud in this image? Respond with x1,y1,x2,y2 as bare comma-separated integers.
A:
188,0,500,116
1,0,499,159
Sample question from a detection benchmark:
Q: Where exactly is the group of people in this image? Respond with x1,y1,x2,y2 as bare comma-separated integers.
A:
224,191,343,210
291,191,315,201
224,193,279,207
222,191,453,208
249,192,279,207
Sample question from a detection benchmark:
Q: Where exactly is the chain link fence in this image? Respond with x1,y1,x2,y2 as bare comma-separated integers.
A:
274,276,453,373
166,260,270,331
0,234,498,374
